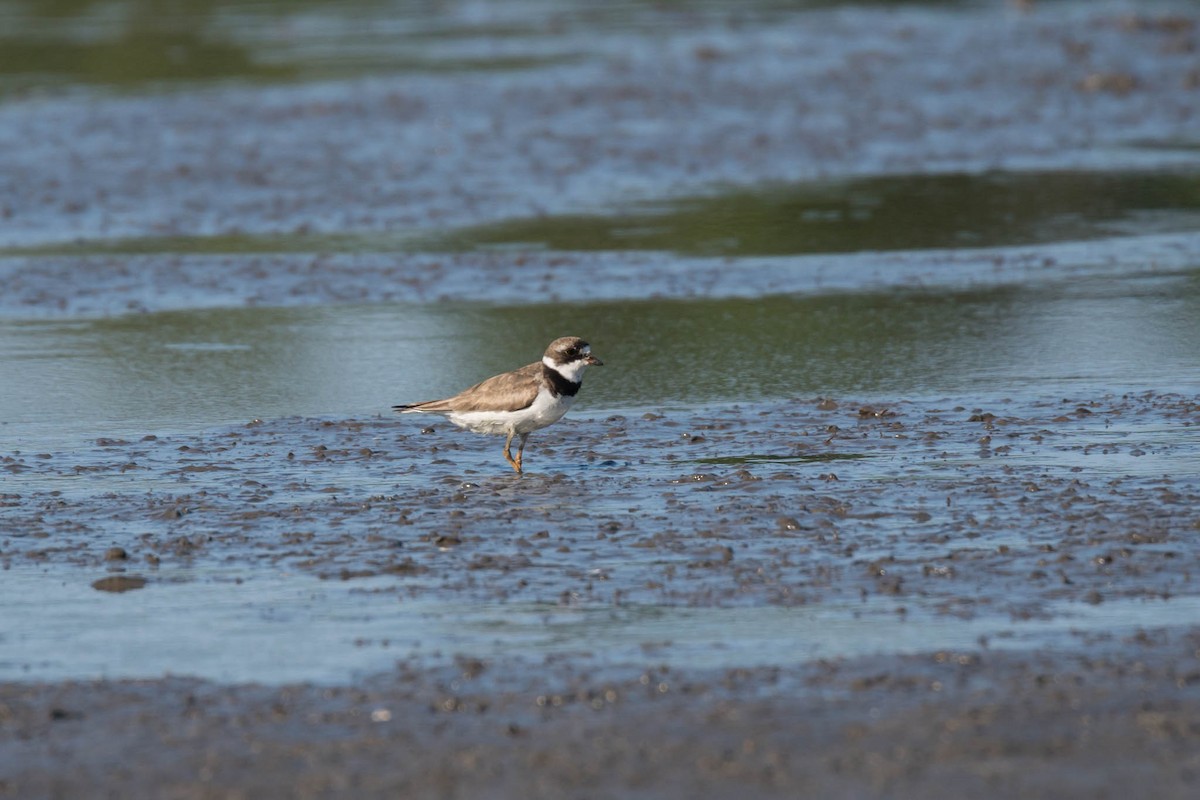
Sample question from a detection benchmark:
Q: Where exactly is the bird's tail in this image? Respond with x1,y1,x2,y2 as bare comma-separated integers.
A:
393,402,443,413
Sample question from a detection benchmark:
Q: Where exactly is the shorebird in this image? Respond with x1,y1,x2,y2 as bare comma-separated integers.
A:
393,336,602,474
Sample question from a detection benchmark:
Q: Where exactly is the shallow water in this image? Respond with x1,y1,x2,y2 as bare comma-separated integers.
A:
5,566,1199,685
3,271,1198,450
12,167,1200,257
434,169,1200,257
0,0,1076,95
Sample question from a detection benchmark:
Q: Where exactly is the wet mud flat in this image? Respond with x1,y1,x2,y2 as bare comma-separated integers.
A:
4,631,1200,800
4,392,1198,610
3,391,1199,797
5,230,1200,319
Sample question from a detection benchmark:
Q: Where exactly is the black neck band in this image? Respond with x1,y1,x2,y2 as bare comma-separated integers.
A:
543,364,580,397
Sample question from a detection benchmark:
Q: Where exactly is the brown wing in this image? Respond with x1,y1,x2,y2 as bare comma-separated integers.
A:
396,362,542,414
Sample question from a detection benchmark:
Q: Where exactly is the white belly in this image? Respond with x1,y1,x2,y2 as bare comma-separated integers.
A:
447,389,575,436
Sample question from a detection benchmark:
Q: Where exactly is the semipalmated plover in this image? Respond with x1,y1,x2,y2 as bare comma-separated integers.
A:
393,336,603,474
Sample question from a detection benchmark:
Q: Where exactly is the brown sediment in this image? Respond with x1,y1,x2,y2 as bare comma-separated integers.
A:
3,632,1200,799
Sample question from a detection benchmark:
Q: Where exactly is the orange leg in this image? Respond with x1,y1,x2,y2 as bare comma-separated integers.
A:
514,433,529,473
503,431,523,474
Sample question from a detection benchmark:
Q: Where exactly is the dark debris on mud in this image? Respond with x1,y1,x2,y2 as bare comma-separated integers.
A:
4,391,1197,619
3,628,1200,799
